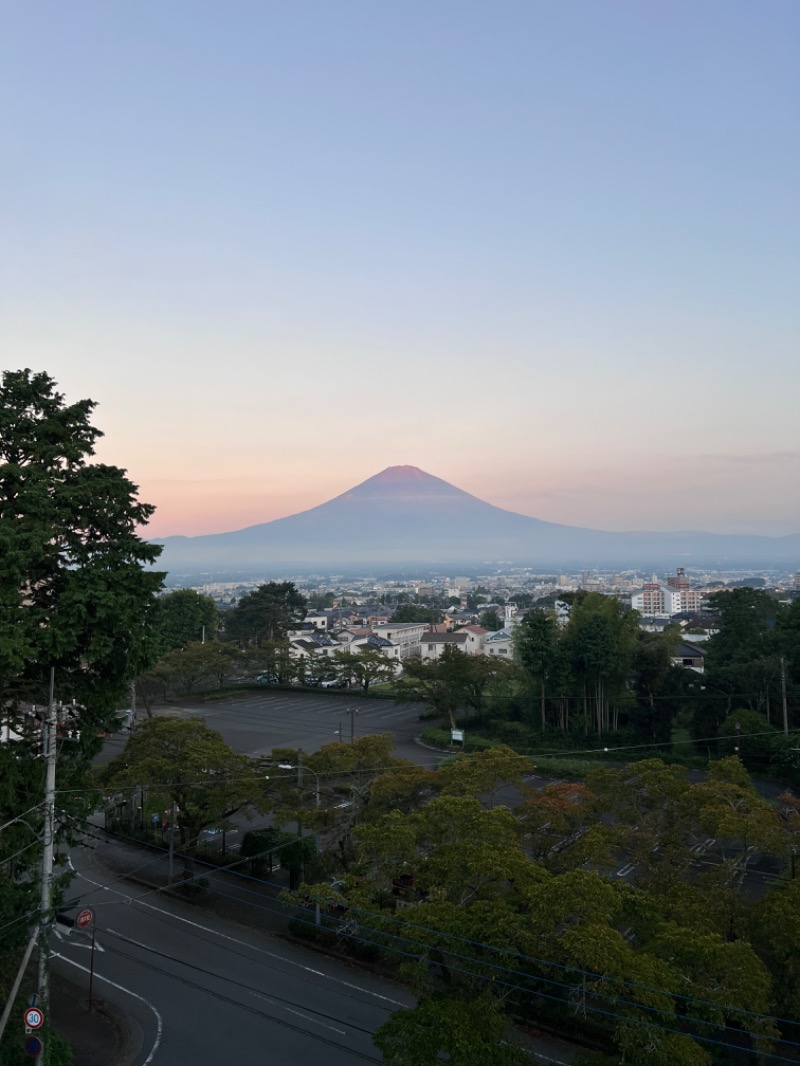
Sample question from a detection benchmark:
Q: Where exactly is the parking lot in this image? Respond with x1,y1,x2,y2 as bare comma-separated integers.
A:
143,687,435,765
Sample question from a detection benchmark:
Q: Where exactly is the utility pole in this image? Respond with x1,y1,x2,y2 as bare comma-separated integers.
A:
36,668,58,1066
295,748,304,847
167,801,177,883
348,706,358,744
781,656,789,736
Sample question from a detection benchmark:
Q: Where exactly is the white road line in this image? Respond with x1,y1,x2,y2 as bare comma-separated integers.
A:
248,990,347,1034
77,870,406,1007
51,952,163,1065
53,930,105,952
109,927,348,1035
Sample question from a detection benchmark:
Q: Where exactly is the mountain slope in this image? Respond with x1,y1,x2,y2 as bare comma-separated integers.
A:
153,466,800,573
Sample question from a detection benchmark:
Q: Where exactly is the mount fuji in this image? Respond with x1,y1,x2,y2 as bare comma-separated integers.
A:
152,465,799,575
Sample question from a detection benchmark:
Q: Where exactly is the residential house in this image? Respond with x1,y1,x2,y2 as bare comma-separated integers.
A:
419,631,470,660
458,625,488,654
671,642,706,674
485,628,514,658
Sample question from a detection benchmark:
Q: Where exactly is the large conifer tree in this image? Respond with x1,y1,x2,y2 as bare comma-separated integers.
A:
0,369,163,996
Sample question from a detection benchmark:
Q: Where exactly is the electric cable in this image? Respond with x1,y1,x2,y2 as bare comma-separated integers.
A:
58,935,383,1063
103,926,395,1026
51,721,800,796
80,870,798,1064
70,820,800,1038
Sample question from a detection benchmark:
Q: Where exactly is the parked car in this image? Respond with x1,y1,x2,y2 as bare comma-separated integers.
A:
256,674,279,685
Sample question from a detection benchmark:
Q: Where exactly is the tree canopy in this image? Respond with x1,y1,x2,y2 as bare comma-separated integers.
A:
223,581,307,645
102,717,264,848
0,368,163,722
329,647,395,692
390,603,443,624
0,369,164,1026
155,588,218,650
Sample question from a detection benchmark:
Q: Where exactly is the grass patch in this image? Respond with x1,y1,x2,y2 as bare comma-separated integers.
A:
420,726,499,753
528,755,609,778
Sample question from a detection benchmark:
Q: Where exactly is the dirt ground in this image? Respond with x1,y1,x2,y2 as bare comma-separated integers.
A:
50,972,134,1066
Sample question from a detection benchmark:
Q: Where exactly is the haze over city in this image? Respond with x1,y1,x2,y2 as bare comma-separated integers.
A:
2,2,798,540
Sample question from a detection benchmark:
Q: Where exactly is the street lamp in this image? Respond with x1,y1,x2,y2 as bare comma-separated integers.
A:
278,763,321,926
278,763,321,809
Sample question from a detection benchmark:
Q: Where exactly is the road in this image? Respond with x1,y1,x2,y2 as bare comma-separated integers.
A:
52,843,414,1066
79,695,582,1065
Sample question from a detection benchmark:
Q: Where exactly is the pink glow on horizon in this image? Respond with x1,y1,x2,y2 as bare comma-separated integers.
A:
137,455,800,540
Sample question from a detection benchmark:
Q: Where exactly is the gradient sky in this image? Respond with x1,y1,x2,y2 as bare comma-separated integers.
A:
2,1,798,539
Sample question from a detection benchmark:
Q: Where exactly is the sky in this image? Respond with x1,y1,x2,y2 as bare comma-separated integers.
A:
2,1,798,539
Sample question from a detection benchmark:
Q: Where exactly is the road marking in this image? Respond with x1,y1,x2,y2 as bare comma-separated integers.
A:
108,927,349,1035
690,837,715,855
53,929,105,951
248,990,347,1034
77,869,406,1007
51,952,163,1065
616,863,637,878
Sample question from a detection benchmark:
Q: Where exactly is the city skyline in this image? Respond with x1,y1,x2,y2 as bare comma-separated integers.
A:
2,2,798,539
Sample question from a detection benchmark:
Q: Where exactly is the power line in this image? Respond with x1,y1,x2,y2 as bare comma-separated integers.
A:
71,820,799,1036
73,934,383,1063
51,721,800,796
80,853,797,1063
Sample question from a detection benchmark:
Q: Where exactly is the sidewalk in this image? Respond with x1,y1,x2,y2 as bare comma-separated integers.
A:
91,832,295,937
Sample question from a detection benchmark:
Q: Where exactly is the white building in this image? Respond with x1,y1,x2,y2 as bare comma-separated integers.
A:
485,629,514,658
420,631,469,660
369,623,426,660
460,625,488,654
630,583,702,618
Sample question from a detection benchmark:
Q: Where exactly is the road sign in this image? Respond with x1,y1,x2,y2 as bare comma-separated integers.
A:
23,1035,43,1058
76,907,95,929
23,1007,44,1030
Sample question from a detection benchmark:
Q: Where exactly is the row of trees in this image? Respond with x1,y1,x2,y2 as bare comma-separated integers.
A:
99,706,800,1064
513,593,679,741
502,589,800,753
134,640,398,705
693,588,800,739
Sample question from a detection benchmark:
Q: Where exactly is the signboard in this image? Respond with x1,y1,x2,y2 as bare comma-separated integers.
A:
23,1007,44,1030
76,907,95,930
24,1035,43,1058
451,729,464,744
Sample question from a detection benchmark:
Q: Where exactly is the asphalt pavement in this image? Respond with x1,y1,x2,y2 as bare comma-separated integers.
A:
102,687,439,767
52,841,415,1066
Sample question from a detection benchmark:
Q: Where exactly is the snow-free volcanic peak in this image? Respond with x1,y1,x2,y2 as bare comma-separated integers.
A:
152,466,800,573
338,465,471,501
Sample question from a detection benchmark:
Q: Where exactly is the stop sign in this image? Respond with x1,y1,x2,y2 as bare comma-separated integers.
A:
76,908,94,929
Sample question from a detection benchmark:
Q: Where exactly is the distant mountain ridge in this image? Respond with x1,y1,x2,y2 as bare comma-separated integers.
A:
152,465,799,574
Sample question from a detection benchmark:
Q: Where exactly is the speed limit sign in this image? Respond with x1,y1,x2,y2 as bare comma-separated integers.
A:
23,1006,44,1030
